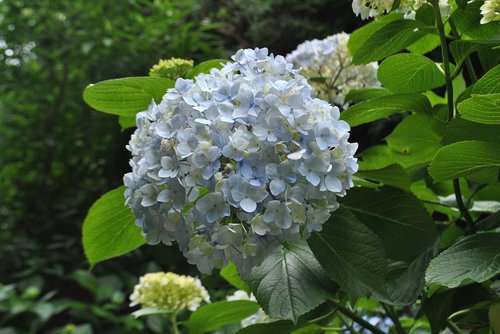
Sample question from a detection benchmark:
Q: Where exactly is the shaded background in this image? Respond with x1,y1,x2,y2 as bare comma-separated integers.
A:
0,0,363,332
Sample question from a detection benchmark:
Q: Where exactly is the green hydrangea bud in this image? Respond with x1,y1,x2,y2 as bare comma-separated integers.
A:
149,58,194,80
129,272,210,312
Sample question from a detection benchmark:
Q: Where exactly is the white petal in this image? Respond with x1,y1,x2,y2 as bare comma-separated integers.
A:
240,198,257,213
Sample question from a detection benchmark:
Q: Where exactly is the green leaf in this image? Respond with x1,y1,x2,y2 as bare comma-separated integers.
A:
386,113,445,168
340,93,432,126
378,54,445,93
348,13,404,58
415,4,434,25
472,64,500,95
490,303,500,334
452,2,500,40
118,116,136,131
358,145,396,170
352,19,431,64
187,300,260,334
308,208,387,298
442,118,500,145
185,59,230,79
237,320,296,334
220,262,251,293
83,77,174,116
344,87,391,104
356,164,411,190
426,232,500,288
340,187,438,261
476,210,500,231
429,140,500,183
450,40,500,72
248,242,335,323
406,33,440,55
82,186,145,268
458,93,500,125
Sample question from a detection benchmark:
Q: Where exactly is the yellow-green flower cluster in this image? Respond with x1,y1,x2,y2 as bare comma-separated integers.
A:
149,58,194,80
129,272,210,312
480,0,500,24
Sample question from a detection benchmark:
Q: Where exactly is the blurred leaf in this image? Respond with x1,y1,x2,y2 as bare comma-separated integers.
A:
458,94,500,125
490,303,500,334
220,262,251,293
426,232,500,288
378,54,445,93
185,59,230,79
476,210,500,231
82,186,145,268
340,93,432,126
386,113,445,168
429,140,500,183
187,300,260,334
83,77,174,116
352,19,431,64
308,208,388,298
248,242,335,323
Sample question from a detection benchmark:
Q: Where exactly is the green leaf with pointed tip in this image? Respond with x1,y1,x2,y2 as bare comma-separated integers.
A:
82,186,145,268
340,187,438,261
185,59,230,79
248,242,335,323
386,113,445,168
458,94,500,125
429,140,500,183
352,19,431,64
378,54,445,93
308,208,388,298
426,232,500,288
118,115,136,131
187,300,260,334
473,64,500,94
83,77,174,116
356,164,411,190
340,93,432,126
220,262,251,293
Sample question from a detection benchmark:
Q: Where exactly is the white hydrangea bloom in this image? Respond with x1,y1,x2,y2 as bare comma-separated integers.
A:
480,0,500,24
352,0,394,19
125,48,358,276
399,0,450,19
226,290,272,327
286,33,380,108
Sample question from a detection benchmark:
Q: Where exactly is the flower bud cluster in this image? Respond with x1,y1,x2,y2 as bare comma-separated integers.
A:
480,0,500,24
125,48,358,276
352,0,450,20
149,57,194,80
286,33,380,108
129,272,210,312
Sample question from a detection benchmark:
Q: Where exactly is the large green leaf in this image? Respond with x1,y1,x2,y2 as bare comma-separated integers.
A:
185,59,229,79
426,232,500,288
83,77,174,116
473,64,500,95
351,19,431,64
386,113,445,168
82,186,145,268
458,93,500,125
187,300,260,334
378,54,445,93
358,145,396,170
340,187,438,261
356,164,411,190
406,34,440,55
308,208,387,298
247,242,335,323
340,93,432,126
452,2,500,40
429,140,500,183
442,118,500,145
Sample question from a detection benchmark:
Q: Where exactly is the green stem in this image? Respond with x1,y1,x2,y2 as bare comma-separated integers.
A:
446,319,462,334
170,312,180,334
448,19,479,83
382,304,406,334
431,0,475,234
329,299,385,334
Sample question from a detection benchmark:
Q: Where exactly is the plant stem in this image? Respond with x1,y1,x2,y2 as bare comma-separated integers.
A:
448,19,479,83
382,304,406,334
446,319,462,334
170,312,180,334
329,299,385,334
431,0,475,234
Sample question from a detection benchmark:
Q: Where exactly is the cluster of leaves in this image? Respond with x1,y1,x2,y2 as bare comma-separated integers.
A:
81,0,499,333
